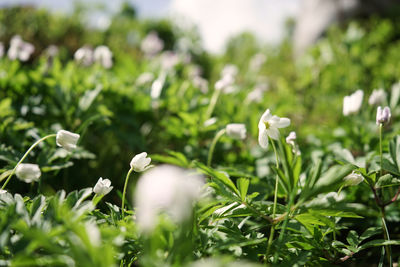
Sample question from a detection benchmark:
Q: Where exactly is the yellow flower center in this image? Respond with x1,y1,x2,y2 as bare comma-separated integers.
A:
264,121,270,129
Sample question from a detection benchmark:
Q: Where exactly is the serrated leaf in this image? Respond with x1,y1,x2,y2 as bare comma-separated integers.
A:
237,178,249,202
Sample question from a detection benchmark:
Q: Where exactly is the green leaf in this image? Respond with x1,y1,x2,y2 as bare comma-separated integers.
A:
237,178,250,202
360,227,381,242
346,230,359,247
359,239,400,250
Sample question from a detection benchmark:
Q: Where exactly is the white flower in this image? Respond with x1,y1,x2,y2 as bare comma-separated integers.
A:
343,171,364,186
93,177,113,195
343,90,364,116
130,152,151,172
376,106,391,125
222,64,238,78
141,31,164,56
203,117,217,127
286,131,297,146
93,45,113,69
85,222,101,246
258,109,290,150
150,78,164,99
136,72,154,86
192,76,209,94
135,165,204,232
215,74,234,91
368,89,387,105
226,123,246,140
56,130,80,152
160,51,180,70
245,83,268,103
0,189,6,194
15,163,41,183
7,35,35,62
74,46,93,66
249,53,266,71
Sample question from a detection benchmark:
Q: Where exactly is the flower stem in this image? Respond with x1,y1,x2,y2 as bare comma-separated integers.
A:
121,168,134,217
207,128,226,167
380,208,392,266
379,123,383,178
205,88,222,120
266,137,280,261
1,134,57,190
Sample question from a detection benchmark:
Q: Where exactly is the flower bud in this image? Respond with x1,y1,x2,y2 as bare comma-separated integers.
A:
285,131,297,146
226,123,246,140
376,106,391,125
130,152,151,172
343,171,364,186
93,177,113,195
15,163,41,183
56,130,80,151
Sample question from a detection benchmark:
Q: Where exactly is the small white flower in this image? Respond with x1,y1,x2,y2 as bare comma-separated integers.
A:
93,45,113,69
15,163,41,183
343,90,364,116
226,123,246,140
56,130,80,152
160,51,180,70
192,76,209,94
93,177,113,195
215,74,234,91
7,35,35,62
141,31,164,56
343,171,364,186
0,189,6,194
203,117,217,127
74,46,93,66
222,64,238,78
376,106,391,125
135,165,204,232
85,222,101,246
130,152,151,172
368,89,387,105
150,78,164,99
286,131,297,146
249,53,266,71
136,72,154,86
258,109,290,150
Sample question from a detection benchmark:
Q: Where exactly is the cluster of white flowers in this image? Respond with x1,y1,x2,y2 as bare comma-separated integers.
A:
74,45,113,68
343,90,363,116
135,165,204,232
7,35,35,62
140,31,164,57
258,109,291,150
215,64,238,93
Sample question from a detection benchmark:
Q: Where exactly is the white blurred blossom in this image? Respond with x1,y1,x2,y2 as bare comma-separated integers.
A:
136,72,154,86
160,51,180,70
7,35,35,61
286,131,297,146
376,106,391,125
192,76,209,94
222,64,238,78
258,109,290,150
245,83,269,103
130,152,151,172
93,177,113,196
226,123,246,140
135,165,204,232
203,117,217,127
94,45,113,69
141,31,164,56
343,171,364,186
343,90,363,116
74,46,93,66
15,163,41,183
249,53,266,71
85,222,101,247
56,130,80,152
368,89,387,106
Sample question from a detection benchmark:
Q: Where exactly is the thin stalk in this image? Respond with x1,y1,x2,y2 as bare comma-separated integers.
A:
1,134,57,190
266,137,280,261
380,208,392,266
121,168,134,217
207,128,226,166
205,88,222,120
379,123,383,178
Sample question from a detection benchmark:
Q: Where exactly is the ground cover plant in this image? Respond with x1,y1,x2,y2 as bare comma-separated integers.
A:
1,5,400,266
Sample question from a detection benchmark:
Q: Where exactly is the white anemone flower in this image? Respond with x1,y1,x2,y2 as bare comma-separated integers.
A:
135,165,204,232
56,130,80,152
7,35,35,62
15,163,41,183
376,106,391,125
343,90,364,116
93,45,113,69
226,123,246,140
93,177,113,195
368,88,387,105
130,152,151,172
343,171,364,186
258,109,290,150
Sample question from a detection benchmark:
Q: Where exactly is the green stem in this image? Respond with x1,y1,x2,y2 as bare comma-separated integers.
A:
380,208,392,266
205,87,222,120
266,137,280,261
121,168,134,217
379,123,383,178
207,129,226,167
1,134,57,190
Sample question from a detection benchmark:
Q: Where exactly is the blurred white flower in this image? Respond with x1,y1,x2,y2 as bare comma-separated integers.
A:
93,177,113,195
192,76,209,94
368,89,387,105
245,84,268,103
343,90,364,116
0,189,6,194
286,131,297,146
136,72,155,86
215,74,234,91
150,78,164,99
222,64,238,78
0,42,4,58
226,123,246,140
74,46,93,66
343,171,364,186
391,82,400,108
7,35,35,62
94,45,113,69
141,31,164,56
135,165,204,232
160,51,180,70
45,45,59,58
130,152,151,172
56,130,80,152
249,53,266,71
15,163,41,183
85,222,101,246
203,117,217,127
376,106,391,125
258,109,290,150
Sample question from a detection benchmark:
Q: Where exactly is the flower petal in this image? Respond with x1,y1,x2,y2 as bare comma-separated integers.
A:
275,118,290,128
260,109,272,123
258,130,269,149
266,127,280,140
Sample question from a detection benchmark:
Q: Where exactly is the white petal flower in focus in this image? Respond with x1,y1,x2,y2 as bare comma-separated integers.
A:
93,177,113,195
343,171,364,186
15,163,41,183
56,130,80,152
130,152,151,172
135,165,204,232
343,90,364,116
226,123,246,140
94,45,113,69
376,106,391,125
368,88,387,105
258,109,291,150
